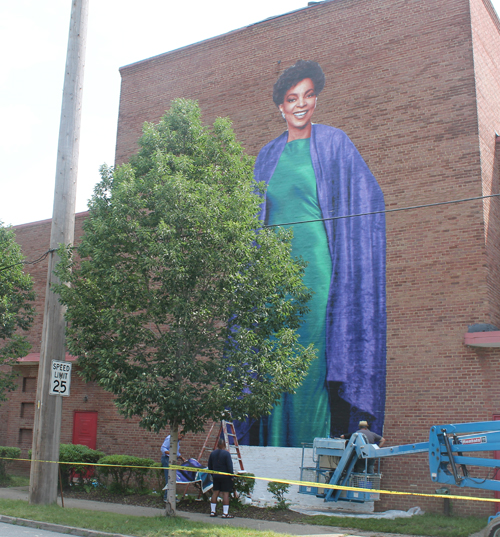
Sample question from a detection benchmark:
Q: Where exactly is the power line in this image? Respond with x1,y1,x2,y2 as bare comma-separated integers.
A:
264,192,500,228
4,193,499,265
0,249,55,273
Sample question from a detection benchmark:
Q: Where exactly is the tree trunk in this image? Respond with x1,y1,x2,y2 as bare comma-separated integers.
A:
164,425,178,516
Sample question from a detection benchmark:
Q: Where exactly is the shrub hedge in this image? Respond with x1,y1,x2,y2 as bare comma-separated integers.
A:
0,446,22,482
96,455,158,494
59,444,105,489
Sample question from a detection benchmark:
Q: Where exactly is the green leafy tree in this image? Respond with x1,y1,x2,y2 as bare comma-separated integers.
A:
54,99,316,515
0,223,35,402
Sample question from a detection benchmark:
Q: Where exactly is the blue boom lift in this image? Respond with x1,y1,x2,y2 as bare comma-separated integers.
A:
299,421,500,537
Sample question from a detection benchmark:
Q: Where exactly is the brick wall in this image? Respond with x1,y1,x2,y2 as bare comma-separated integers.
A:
4,0,500,516
115,0,500,516
471,0,500,324
4,359,214,477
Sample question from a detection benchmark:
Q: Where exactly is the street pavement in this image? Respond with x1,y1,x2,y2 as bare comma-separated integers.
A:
0,486,428,537
0,521,76,537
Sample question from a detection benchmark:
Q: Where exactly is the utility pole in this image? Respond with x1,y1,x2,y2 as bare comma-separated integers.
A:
29,0,89,504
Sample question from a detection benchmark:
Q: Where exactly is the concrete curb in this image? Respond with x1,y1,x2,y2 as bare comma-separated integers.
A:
0,514,136,537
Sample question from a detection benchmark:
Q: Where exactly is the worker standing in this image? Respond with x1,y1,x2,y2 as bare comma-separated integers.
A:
208,438,234,518
161,433,185,501
355,420,385,473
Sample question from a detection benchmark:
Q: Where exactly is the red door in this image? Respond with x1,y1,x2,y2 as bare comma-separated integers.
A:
73,411,98,449
495,414,500,514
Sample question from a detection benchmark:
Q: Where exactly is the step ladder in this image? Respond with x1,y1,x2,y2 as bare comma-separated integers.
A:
198,420,245,471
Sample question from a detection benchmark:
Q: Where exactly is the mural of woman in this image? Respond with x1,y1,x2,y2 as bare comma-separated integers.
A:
243,60,386,447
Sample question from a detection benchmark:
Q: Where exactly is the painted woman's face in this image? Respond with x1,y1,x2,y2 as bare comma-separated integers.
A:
279,77,317,139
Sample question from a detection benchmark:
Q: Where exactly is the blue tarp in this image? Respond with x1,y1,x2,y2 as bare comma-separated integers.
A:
176,458,213,494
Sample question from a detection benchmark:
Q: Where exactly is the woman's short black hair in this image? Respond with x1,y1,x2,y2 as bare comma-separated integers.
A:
272,60,325,107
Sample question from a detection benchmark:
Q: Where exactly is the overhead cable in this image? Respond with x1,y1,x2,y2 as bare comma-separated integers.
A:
0,248,56,273
264,192,500,228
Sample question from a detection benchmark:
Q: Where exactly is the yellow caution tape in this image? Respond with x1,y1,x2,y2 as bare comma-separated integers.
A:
1,456,498,503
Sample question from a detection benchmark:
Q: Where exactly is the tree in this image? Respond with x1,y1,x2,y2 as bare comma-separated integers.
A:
0,223,35,401
55,99,316,515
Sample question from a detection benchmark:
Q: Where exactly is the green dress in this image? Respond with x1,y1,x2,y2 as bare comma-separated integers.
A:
263,138,332,446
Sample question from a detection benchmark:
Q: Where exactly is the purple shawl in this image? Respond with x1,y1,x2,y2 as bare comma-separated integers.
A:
254,124,387,435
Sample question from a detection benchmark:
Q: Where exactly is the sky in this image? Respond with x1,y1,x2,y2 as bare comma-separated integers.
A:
1,0,500,228
0,0,308,228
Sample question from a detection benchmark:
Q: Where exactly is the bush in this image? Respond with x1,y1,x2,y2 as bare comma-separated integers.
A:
267,481,291,510
0,446,21,483
230,472,255,507
96,455,157,494
59,444,105,489
29,444,105,489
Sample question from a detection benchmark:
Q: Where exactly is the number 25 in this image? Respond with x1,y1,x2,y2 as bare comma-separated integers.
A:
53,380,67,393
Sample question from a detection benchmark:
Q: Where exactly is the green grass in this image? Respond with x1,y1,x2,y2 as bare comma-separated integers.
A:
0,497,490,537
307,512,487,537
4,474,30,487
0,498,292,537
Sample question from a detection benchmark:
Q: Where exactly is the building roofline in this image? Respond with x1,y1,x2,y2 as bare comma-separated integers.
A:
17,352,78,364
119,3,315,73
12,211,90,230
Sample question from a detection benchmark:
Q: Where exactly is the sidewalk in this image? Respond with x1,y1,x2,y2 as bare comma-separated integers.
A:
0,486,422,537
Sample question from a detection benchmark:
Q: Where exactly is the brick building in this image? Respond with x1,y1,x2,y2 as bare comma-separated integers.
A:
3,0,500,516
1,215,204,473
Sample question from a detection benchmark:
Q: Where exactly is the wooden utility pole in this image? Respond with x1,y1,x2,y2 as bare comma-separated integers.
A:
29,0,89,505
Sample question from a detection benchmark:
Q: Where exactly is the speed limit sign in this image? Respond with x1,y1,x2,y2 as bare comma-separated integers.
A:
49,360,72,396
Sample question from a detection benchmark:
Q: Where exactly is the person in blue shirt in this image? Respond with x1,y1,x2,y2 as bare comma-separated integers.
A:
161,433,185,501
